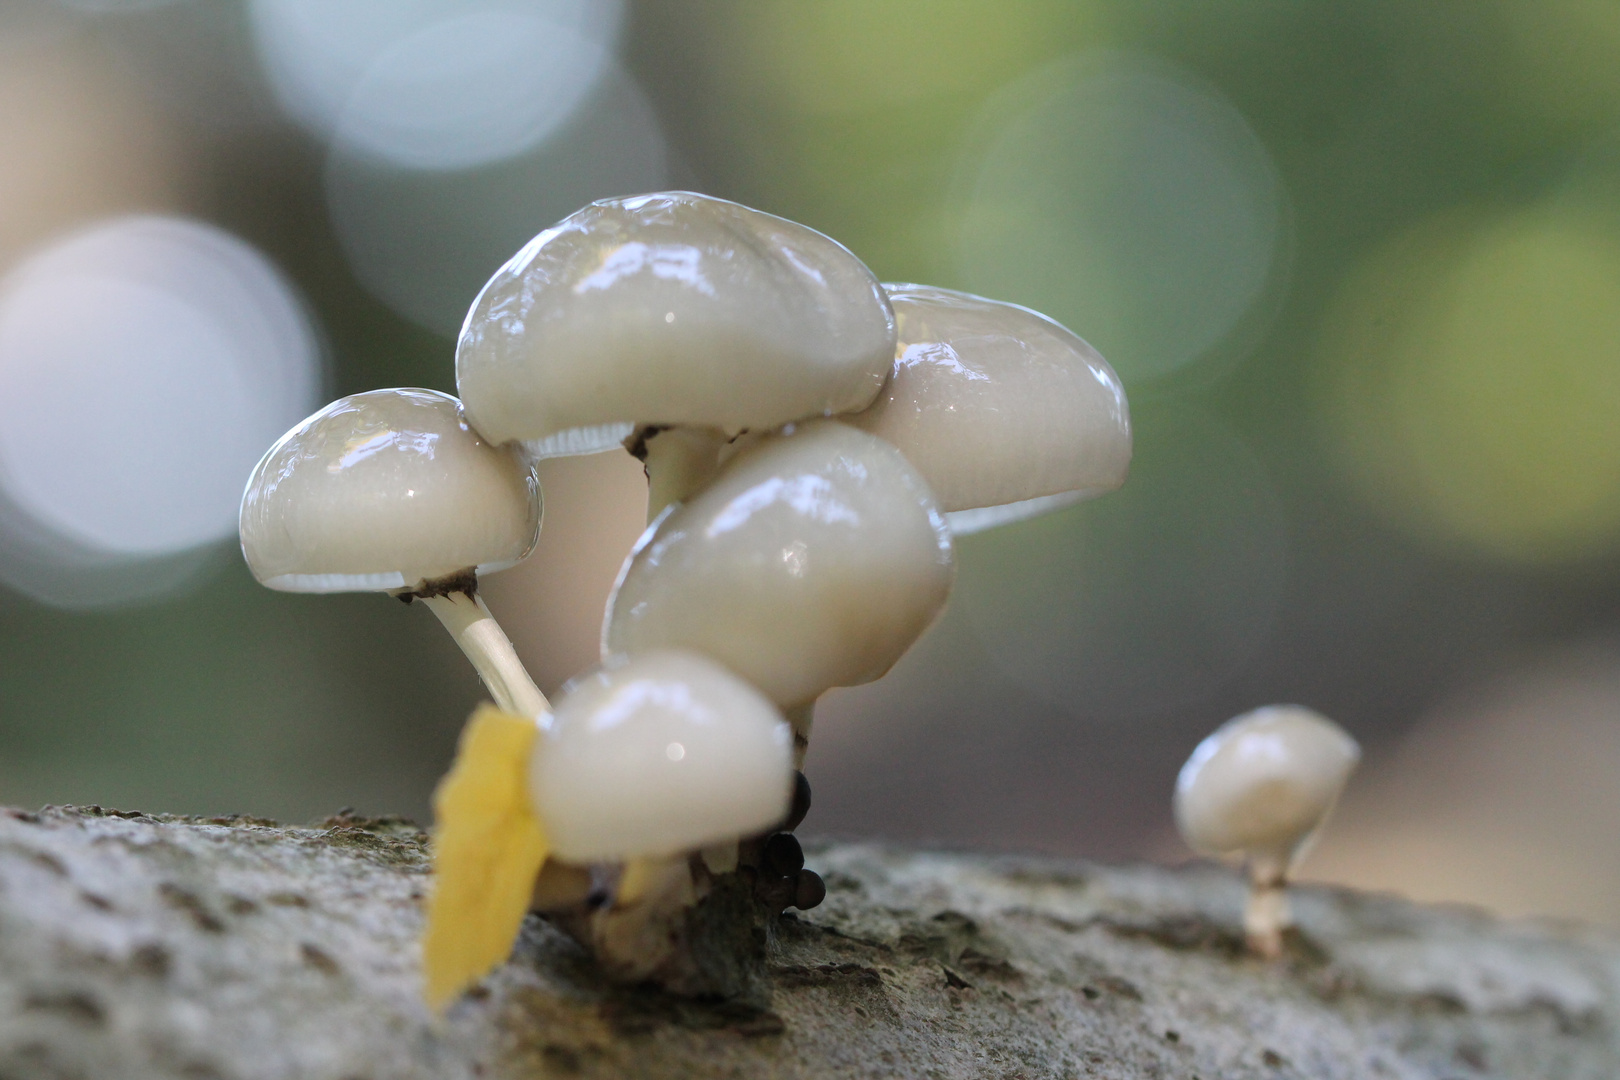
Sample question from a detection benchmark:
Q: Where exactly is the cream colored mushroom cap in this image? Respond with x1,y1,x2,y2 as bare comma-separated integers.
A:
530,649,792,862
604,419,954,709
1174,705,1361,863
239,388,539,593
846,284,1131,534
455,192,896,454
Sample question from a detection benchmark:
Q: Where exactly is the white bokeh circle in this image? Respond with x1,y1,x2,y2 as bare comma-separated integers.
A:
0,216,323,605
249,0,624,171
325,63,668,336
956,51,1286,384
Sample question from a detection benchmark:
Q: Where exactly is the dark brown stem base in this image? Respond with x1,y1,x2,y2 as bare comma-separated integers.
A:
545,773,822,1001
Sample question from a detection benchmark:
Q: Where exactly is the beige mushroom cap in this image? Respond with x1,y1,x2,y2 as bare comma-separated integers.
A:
456,192,896,455
1174,705,1361,866
846,284,1131,534
604,419,955,709
530,649,793,862
240,388,539,593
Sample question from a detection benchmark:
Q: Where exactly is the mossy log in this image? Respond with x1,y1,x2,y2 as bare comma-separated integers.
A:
0,805,1614,1079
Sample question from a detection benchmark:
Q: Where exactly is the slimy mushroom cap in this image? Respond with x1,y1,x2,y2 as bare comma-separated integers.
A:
240,388,539,592
1174,705,1360,865
530,649,792,862
603,419,955,708
455,192,896,454
846,284,1131,534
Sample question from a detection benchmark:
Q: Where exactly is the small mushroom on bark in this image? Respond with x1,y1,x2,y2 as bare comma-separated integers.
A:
1174,705,1361,957
421,649,791,1006
239,388,546,716
846,284,1131,534
455,191,897,517
603,419,955,767
531,649,792,864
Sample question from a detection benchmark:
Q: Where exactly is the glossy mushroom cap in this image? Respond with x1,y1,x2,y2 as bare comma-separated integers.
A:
240,388,539,592
1174,705,1361,866
456,192,896,455
846,284,1131,534
604,420,955,708
530,650,792,862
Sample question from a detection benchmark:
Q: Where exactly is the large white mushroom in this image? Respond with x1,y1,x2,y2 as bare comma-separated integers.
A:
603,419,955,766
239,388,546,716
846,283,1131,534
455,191,897,517
1174,705,1361,957
423,649,792,1006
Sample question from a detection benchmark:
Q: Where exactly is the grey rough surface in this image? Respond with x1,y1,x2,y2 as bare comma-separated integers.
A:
0,805,1615,1079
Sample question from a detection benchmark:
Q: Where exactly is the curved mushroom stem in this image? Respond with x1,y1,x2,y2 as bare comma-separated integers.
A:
1243,855,1291,959
420,589,549,718
635,425,729,522
785,702,815,770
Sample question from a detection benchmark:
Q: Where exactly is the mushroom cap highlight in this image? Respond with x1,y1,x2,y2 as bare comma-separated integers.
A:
846,284,1131,534
455,191,896,454
1174,705,1361,865
603,419,955,708
240,388,540,593
530,649,792,862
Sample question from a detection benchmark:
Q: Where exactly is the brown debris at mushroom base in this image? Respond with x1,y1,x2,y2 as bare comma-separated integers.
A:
0,805,1617,1079
545,858,775,1003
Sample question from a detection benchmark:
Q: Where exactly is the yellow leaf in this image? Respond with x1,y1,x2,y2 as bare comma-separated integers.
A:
422,703,549,1011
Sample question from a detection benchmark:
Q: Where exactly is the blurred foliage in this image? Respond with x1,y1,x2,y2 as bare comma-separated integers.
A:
0,0,1618,863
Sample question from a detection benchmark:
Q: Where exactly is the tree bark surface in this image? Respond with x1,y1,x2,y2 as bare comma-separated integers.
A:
0,805,1614,1079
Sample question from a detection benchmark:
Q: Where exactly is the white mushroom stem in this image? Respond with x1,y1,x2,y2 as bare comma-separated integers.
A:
785,703,815,770
1243,854,1292,959
700,842,740,875
420,590,549,718
639,425,729,521
616,854,685,907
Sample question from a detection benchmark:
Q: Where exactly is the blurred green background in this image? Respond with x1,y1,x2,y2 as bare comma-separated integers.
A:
3,0,1620,925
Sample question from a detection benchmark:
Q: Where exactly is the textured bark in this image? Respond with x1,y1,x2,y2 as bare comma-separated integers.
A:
0,805,1615,1079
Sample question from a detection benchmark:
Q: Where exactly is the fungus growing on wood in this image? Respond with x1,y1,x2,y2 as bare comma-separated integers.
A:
1174,705,1361,957
603,419,954,765
531,649,792,862
409,193,1142,1004
422,649,791,1006
847,283,1131,534
239,388,546,716
454,191,897,516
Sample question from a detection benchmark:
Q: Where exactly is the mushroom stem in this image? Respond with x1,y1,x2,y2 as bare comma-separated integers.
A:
530,860,594,913
587,855,698,982
700,842,740,875
785,702,815,770
1243,857,1291,959
421,590,549,717
637,425,729,521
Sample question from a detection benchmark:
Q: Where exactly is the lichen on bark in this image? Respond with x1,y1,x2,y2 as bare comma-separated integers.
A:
0,804,1615,1078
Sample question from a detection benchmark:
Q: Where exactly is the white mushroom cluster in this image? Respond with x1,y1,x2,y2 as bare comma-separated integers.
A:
238,192,1135,1009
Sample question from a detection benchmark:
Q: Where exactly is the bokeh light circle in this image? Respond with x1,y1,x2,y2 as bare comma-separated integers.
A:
325,63,667,337
958,404,1288,720
53,0,183,12
0,216,323,605
1317,203,1620,565
954,51,1286,384
249,0,623,171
